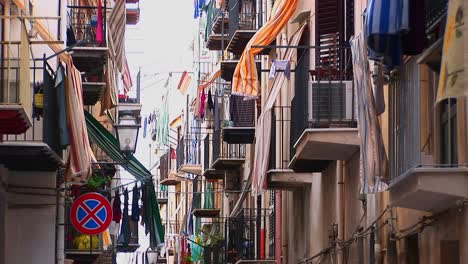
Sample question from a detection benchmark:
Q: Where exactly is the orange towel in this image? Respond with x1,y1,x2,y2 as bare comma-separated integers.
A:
232,0,299,97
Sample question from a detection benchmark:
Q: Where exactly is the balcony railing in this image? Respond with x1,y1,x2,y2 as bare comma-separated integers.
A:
228,0,261,40
425,0,448,31
67,5,107,46
176,137,185,170
3,61,62,155
225,208,274,262
290,45,356,155
159,152,170,181
269,106,291,171
212,128,246,166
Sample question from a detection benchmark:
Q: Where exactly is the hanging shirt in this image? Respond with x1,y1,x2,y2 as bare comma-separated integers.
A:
118,189,131,245
143,117,148,138
207,89,214,111
269,59,291,79
200,90,206,119
131,184,140,222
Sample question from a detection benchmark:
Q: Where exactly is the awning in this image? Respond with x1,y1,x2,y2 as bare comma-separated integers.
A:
85,110,151,180
84,111,165,246
232,0,298,97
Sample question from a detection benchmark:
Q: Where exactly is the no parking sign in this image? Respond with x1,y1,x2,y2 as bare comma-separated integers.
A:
70,192,113,235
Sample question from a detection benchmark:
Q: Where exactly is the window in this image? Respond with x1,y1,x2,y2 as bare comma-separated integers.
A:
440,99,458,165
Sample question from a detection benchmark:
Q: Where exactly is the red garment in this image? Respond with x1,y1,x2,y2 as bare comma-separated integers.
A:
96,0,103,45
112,191,122,223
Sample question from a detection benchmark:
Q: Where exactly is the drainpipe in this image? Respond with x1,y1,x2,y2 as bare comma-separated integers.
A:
56,181,65,264
275,191,282,264
336,161,345,264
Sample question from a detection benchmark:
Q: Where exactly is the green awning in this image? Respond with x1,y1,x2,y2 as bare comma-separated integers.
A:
84,110,165,247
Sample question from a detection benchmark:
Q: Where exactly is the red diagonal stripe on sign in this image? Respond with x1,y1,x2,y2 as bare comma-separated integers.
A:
78,202,105,226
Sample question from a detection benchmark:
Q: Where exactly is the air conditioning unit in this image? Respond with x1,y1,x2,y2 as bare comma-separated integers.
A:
308,80,355,122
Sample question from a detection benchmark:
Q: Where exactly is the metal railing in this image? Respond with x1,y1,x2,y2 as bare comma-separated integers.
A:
204,135,210,171
425,0,448,30
176,137,185,170
228,0,261,40
159,152,170,181
67,5,107,46
290,45,356,155
3,60,63,156
205,0,228,39
212,128,246,162
269,106,291,171
225,208,274,262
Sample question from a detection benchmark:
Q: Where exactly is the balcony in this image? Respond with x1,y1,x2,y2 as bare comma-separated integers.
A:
206,1,229,51
0,44,32,134
0,64,64,171
220,58,261,82
157,183,169,204
389,165,468,212
227,0,262,54
387,60,467,212
266,107,318,190
203,134,224,180
226,208,275,263
192,180,222,218
160,151,180,186
176,137,203,176
212,128,246,170
67,5,108,105
289,45,358,172
222,94,256,144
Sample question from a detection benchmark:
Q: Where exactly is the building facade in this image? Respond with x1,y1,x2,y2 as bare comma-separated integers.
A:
155,0,468,263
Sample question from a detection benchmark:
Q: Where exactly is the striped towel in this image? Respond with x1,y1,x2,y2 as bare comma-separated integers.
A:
65,59,95,183
232,0,298,97
108,0,126,73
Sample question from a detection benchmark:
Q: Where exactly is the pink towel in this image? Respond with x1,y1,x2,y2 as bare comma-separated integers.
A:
200,90,206,119
96,0,103,45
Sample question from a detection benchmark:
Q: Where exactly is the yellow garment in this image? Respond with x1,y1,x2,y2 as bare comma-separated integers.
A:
437,0,467,101
74,235,99,250
232,0,299,97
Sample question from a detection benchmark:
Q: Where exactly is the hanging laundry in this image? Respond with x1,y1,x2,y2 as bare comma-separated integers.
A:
131,184,140,222
229,94,255,127
143,117,148,138
437,0,467,101
118,189,131,245
54,64,70,149
269,59,291,79
200,90,206,119
207,89,214,111
96,0,103,45
111,190,122,228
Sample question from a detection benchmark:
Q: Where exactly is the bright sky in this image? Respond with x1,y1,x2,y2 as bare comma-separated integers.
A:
117,1,197,262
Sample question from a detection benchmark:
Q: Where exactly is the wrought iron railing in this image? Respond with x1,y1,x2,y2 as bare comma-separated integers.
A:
228,0,261,40
204,135,210,171
269,106,291,171
159,152,169,181
290,45,356,156
205,0,228,39
225,208,274,262
67,5,107,46
3,60,63,156
212,128,246,162
425,0,448,31
176,137,185,170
